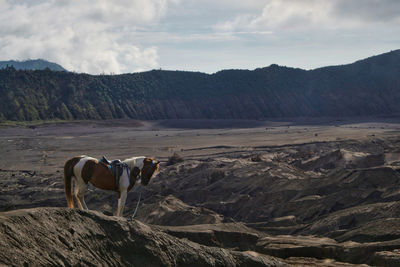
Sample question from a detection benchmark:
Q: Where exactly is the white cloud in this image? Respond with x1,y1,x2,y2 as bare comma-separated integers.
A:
333,0,400,23
0,0,175,73
0,0,399,74
214,0,400,33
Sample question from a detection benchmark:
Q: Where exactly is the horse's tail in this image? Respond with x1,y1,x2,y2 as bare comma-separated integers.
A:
64,157,80,208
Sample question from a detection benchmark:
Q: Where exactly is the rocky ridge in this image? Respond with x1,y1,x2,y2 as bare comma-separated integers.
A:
0,208,286,266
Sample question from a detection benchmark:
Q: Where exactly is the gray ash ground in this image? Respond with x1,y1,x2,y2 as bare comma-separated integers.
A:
1,119,400,266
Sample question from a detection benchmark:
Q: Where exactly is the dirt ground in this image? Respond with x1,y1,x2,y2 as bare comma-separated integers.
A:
2,118,400,266
1,118,399,173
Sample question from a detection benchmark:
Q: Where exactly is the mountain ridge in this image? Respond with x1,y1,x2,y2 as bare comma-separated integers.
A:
0,59,66,72
0,49,399,121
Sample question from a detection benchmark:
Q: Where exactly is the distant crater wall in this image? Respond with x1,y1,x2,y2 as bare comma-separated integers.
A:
1,50,400,121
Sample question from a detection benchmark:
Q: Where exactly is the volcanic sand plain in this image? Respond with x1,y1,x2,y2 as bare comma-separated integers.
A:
1,118,398,172
2,118,400,266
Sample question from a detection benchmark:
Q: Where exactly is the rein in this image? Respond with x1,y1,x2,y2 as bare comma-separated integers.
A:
129,185,142,221
128,161,155,220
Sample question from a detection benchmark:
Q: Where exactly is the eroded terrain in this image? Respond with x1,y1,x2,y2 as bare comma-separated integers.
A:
1,119,400,266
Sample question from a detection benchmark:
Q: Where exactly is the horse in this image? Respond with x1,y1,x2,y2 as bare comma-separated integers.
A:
63,155,160,217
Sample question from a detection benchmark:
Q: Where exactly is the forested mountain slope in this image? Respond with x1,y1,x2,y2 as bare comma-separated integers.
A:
0,50,399,121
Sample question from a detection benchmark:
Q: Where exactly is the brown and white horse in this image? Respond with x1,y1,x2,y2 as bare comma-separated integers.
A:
63,155,160,217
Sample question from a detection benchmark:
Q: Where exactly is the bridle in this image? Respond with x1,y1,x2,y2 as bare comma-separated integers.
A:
140,161,155,185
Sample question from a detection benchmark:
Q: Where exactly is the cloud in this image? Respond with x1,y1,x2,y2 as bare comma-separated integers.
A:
0,0,175,73
0,0,399,74
333,0,400,23
214,0,400,33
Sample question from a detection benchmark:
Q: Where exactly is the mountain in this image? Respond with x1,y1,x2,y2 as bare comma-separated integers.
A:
0,50,399,121
0,59,66,71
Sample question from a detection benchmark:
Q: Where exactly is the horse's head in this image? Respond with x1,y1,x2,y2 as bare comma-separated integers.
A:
140,157,160,185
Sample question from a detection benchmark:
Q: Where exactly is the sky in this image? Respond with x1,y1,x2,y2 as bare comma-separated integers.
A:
0,0,399,74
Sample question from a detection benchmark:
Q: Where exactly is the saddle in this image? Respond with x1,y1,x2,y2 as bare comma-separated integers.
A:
100,156,125,189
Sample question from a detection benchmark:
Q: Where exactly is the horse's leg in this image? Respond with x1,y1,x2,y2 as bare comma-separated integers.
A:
73,178,84,210
79,190,89,210
117,189,127,217
73,177,88,210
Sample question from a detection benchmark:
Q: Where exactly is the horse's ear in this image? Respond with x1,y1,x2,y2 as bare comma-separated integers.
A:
156,160,160,165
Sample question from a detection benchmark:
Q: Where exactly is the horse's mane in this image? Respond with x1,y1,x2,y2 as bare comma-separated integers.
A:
123,156,146,170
